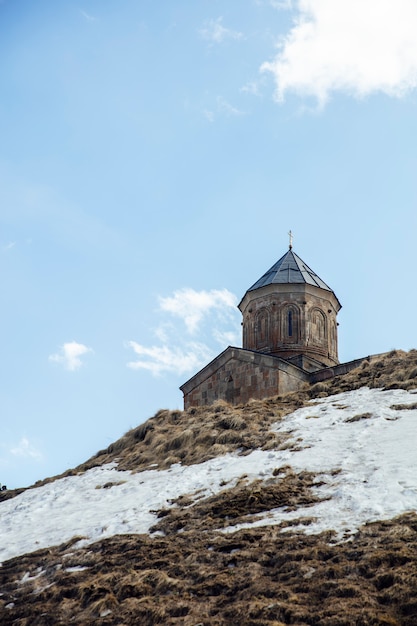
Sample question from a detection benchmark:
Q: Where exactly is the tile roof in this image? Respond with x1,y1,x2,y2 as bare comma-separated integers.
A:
247,249,333,292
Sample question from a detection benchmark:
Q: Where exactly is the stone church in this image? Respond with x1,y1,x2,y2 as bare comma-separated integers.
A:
180,244,365,409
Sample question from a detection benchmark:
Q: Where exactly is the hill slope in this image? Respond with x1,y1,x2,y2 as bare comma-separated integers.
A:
0,350,416,625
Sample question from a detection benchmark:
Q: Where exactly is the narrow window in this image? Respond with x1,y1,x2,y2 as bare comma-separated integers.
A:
288,310,293,337
255,308,270,348
282,304,299,343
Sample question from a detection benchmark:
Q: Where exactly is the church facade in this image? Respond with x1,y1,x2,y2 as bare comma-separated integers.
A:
181,246,363,409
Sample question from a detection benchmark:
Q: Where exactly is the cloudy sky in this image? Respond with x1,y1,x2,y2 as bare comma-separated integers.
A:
1,0,417,488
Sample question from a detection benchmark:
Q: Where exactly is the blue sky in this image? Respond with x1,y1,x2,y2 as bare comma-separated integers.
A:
1,0,417,488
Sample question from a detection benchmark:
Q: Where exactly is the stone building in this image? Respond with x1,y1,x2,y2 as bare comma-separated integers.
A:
239,246,341,370
181,245,362,409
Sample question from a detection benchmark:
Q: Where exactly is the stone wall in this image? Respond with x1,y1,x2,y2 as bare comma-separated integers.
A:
180,347,310,409
180,346,385,410
239,283,341,368
310,353,386,384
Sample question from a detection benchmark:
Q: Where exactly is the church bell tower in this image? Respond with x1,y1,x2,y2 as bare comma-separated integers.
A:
238,241,341,371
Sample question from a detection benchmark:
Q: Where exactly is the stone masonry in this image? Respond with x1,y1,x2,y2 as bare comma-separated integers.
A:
181,347,310,410
181,246,361,409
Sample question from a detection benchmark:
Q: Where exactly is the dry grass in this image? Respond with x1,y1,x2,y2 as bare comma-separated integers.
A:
345,412,374,423
323,349,417,393
0,513,416,625
151,467,325,535
75,348,417,475
390,402,417,411
67,400,290,477
2,349,417,504
1,350,417,623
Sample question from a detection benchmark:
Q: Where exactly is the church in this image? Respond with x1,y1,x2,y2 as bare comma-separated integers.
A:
180,241,365,409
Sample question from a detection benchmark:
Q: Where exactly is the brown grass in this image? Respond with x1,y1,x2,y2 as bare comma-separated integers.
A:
390,403,417,411
65,400,289,477
151,466,325,535
75,348,417,475
0,513,416,625
1,349,417,623
345,412,374,423
2,349,417,504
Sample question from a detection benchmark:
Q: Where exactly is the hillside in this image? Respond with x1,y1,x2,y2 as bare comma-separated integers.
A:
0,350,416,625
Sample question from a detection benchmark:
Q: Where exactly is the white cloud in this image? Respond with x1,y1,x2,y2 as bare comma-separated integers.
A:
126,341,213,376
2,241,15,252
80,9,97,22
270,0,293,8
204,109,215,123
126,288,241,377
153,324,172,343
10,437,43,461
256,0,293,8
159,288,237,334
49,341,93,371
200,17,243,44
203,98,245,123
261,0,417,105
212,328,241,347
216,96,245,117
240,81,262,96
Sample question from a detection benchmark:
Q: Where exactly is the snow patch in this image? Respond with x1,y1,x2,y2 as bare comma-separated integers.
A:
0,388,416,562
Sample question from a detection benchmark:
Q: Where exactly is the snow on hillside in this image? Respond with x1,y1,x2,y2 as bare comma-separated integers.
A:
0,387,416,564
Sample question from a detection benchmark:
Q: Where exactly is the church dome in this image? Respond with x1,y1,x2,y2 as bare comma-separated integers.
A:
238,247,341,369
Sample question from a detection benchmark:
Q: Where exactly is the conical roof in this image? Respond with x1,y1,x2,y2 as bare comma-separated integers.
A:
247,249,333,292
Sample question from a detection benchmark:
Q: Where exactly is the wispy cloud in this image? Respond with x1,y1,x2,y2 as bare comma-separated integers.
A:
80,9,97,22
126,288,241,377
49,341,93,371
255,0,293,7
203,98,245,123
216,96,245,117
10,437,43,461
269,0,293,9
126,341,213,376
200,17,243,44
212,328,240,346
262,0,417,105
240,81,262,97
159,288,237,334
2,241,15,252
203,109,215,123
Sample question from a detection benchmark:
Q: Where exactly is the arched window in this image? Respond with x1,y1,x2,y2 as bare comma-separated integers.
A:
330,320,337,352
311,309,327,346
255,308,270,349
281,304,299,343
